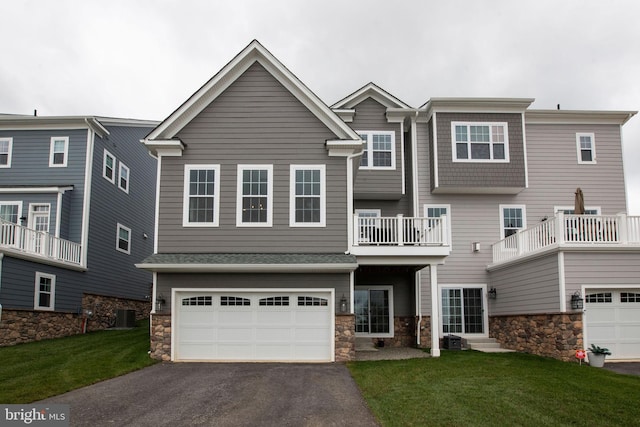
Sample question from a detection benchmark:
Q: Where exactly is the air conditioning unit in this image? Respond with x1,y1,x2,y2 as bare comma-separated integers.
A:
115,309,136,328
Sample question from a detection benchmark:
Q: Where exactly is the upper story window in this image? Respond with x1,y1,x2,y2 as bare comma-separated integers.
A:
119,163,130,193
0,202,21,224
103,150,115,183
424,204,452,245
116,223,131,254
183,164,221,227
290,165,325,227
34,272,55,311
500,204,526,239
357,131,395,169
237,165,273,227
452,122,509,162
576,133,596,164
0,137,12,167
49,137,69,167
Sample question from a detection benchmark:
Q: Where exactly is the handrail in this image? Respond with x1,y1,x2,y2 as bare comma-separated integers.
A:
353,214,448,247
0,218,82,265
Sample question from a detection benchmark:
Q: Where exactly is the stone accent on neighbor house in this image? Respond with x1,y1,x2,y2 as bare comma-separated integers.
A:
335,314,355,362
0,293,151,347
150,313,172,361
489,313,583,361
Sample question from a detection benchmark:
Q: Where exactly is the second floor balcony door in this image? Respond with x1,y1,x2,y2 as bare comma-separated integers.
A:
29,204,50,255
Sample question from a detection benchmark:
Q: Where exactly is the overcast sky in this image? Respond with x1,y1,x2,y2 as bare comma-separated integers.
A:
2,1,639,213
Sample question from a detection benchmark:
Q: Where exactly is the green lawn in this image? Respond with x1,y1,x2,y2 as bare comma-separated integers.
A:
348,350,640,427
0,319,157,403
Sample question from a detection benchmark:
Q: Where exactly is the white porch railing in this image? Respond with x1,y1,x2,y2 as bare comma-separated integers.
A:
353,214,449,247
492,213,640,264
0,218,82,265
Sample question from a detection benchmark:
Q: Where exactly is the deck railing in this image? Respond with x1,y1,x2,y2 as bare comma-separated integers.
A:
353,214,449,247
0,218,82,265
492,213,640,264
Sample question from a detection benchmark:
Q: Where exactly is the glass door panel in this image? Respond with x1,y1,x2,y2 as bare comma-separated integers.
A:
442,287,484,335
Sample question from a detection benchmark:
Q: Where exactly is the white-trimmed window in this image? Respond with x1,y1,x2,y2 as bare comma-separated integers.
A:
452,122,509,162
0,202,22,224
34,272,55,311
118,162,130,193
424,204,452,245
355,209,381,243
116,223,131,254
290,165,325,227
357,131,395,169
237,165,273,227
577,133,596,164
500,204,526,239
183,164,221,227
103,149,115,183
0,137,12,167
49,137,68,167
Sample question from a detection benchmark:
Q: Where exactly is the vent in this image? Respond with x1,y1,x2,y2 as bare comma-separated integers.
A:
115,309,136,328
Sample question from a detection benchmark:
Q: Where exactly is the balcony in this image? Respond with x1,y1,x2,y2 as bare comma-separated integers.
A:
351,215,451,260
491,213,640,265
0,219,82,267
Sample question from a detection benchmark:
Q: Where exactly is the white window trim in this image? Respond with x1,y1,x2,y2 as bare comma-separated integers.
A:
451,122,510,163
103,149,116,183
355,209,381,217
554,206,601,215
49,136,69,167
28,203,51,232
182,164,221,227
236,164,273,227
355,285,394,338
0,137,13,168
499,204,527,240
0,201,23,224
118,162,130,193
290,165,326,227
116,223,132,254
356,130,396,170
438,284,489,338
576,132,596,164
424,204,452,247
34,272,56,311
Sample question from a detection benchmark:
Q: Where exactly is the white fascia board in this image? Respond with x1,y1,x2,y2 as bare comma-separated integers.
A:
0,186,74,194
332,109,355,123
141,139,185,157
135,263,359,273
326,140,364,157
421,98,535,117
525,110,637,125
85,118,110,139
332,83,412,109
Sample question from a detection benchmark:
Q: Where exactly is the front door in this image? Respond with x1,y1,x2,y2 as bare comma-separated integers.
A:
355,286,393,337
28,204,50,255
441,287,486,335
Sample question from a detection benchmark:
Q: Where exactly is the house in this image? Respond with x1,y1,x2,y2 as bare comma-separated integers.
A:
139,40,639,362
0,114,158,345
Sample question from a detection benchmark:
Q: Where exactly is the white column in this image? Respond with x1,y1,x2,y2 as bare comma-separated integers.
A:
430,264,440,357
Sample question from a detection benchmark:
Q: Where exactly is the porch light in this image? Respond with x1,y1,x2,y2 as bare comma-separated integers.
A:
156,294,166,311
340,294,348,313
570,292,584,310
472,242,481,252
488,287,497,300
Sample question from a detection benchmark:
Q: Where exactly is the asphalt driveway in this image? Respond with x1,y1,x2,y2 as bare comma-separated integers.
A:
39,363,379,427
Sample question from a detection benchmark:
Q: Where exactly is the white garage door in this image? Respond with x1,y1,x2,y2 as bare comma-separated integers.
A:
175,290,333,362
585,288,640,360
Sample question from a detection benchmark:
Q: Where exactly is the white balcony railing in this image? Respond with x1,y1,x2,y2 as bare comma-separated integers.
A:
353,214,449,247
0,218,82,265
492,213,640,264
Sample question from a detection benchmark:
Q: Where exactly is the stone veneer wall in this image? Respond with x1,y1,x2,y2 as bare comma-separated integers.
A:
490,313,583,361
0,294,151,347
150,313,172,361
418,316,432,349
373,316,418,348
335,314,355,362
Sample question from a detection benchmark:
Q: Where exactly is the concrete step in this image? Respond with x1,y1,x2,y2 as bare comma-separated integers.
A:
465,337,516,353
355,337,378,352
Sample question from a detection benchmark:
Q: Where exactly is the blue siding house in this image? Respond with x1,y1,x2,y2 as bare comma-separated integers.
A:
0,114,158,345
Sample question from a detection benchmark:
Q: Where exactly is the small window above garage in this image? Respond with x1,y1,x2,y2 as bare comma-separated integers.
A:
221,296,251,306
298,296,328,306
259,296,289,306
182,296,213,306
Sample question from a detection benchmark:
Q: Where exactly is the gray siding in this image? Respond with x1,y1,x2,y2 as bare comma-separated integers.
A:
434,113,526,191
0,193,59,234
488,254,561,315
156,272,349,314
157,62,349,253
350,98,405,200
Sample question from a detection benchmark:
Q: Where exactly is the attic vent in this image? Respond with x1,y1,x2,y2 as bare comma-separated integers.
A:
115,309,136,328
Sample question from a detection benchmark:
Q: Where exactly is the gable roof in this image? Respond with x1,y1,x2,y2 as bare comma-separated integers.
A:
331,82,411,110
145,40,361,143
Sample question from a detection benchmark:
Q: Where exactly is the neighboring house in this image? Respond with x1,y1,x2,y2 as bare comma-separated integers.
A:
0,115,158,345
139,40,639,363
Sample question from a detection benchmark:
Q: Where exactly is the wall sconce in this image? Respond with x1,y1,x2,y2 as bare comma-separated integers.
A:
340,294,348,313
570,291,584,310
83,309,94,318
156,294,166,311
143,232,148,239
472,242,480,252
488,287,497,300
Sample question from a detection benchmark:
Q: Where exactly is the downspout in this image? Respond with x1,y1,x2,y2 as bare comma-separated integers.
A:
346,150,360,313
0,253,3,322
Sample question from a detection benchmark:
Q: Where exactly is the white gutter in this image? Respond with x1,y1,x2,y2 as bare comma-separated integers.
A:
135,263,359,274
415,269,421,346
80,129,95,268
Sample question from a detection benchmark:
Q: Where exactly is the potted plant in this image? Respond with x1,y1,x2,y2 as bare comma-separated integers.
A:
588,344,611,367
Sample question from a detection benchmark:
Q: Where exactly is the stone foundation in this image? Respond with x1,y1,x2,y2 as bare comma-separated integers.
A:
0,293,151,347
490,313,583,361
150,313,172,361
372,316,419,348
418,316,432,349
335,314,355,362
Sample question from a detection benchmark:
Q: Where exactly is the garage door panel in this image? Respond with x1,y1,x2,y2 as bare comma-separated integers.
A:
218,311,253,324
296,310,329,325
619,308,640,322
218,327,253,341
